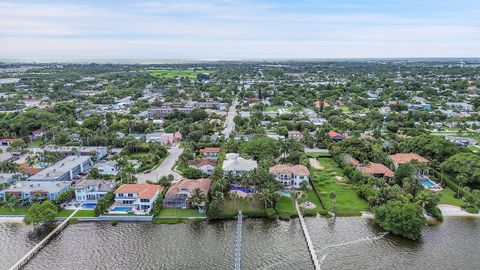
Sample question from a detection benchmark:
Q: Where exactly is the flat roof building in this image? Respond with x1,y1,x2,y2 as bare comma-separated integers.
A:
28,155,93,182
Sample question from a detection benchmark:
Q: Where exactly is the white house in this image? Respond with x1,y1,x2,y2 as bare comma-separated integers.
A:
96,160,118,176
112,184,163,215
222,153,258,176
188,158,216,175
269,164,310,189
74,180,116,203
0,181,71,203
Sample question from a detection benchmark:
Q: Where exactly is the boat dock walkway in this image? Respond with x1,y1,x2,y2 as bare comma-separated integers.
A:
234,210,243,270
8,208,80,270
295,200,321,270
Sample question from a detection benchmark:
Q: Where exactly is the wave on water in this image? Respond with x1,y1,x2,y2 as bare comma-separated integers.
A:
317,232,388,268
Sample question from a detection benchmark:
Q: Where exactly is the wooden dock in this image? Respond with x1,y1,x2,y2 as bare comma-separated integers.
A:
295,200,321,270
8,208,80,270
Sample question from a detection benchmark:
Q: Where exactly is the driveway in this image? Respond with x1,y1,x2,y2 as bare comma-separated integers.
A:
136,146,184,183
222,97,238,138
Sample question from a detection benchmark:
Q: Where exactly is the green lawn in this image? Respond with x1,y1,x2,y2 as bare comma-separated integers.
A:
439,187,464,207
157,208,206,218
220,198,265,217
0,206,29,215
57,210,96,218
310,157,368,216
276,196,296,216
138,69,212,79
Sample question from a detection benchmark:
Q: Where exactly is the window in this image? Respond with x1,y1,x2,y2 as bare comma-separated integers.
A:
140,199,149,203
128,193,133,197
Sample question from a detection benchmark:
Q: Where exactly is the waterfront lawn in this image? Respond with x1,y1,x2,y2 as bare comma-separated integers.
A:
156,208,206,218
439,188,464,207
0,206,29,215
57,210,96,218
310,157,368,216
220,198,265,217
276,196,296,217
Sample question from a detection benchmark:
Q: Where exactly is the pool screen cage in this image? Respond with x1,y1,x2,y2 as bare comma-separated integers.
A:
163,194,189,208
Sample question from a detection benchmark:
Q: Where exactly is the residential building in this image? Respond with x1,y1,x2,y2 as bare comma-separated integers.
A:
188,158,216,174
43,146,108,161
328,131,347,142
0,173,19,185
131,132,182,145
389,153,429,175
288,131,304,140
147,107,193,119
0,181,70,203
163,178,211,209
31,128,46,139
113,184,163,215
0,138,21,146
269,164,310,189
222,153,258,176
199,147,220,160
28,155,93,182
359,162,394,181
96,160,118,176
446,102,474,112
74,180,116,203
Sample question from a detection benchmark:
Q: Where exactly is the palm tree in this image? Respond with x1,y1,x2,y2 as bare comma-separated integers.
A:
189,187,206,211
456,174,468,198
246,195,255,210
4,194,20,212
472,189,480,209
329,191,337,218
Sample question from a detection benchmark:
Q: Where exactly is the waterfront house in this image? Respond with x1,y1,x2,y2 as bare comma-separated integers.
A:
222,153,258,176
113,184,163,215
359,162,394,181
0,181,70,203
163,178,211,209
269,164,310,189
199,147,220,160
0,173,19,186
28,155,93,182
74,179,116,203
188,158,216,175
389,153,429,176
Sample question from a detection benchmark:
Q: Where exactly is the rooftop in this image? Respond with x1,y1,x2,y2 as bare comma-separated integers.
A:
28,155,91,181
5,181,70,193
389,153,429,165
166,178,211,196
359,162,394,178
115,184,163,199
75,179,116,192
269,164,309,176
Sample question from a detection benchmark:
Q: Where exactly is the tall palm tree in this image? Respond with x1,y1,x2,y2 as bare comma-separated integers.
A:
229,191,239,212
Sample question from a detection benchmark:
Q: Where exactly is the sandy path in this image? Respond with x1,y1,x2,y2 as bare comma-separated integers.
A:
309,158,323,169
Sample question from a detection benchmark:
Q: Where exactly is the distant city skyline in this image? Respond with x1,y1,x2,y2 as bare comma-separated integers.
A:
1,0,479,59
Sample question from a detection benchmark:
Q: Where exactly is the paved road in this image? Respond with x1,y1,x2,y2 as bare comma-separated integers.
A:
136,146,184,183
222,97,238,138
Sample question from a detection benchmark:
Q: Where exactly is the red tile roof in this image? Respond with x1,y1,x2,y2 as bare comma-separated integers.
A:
269,164,310,176
115,184,163,199
314,101,330,108
200,147,220,153
328,130,345,139
389,153,429,165
0,138,21,143
166,178,211,196
188,158,216,168
18,163,43,175
360,162,394,178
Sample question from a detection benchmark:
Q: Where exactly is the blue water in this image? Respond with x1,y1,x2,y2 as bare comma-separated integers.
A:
421,179,436,188
110,207,132,212
281,191,291,197
82,203,97,209
230,185,252,193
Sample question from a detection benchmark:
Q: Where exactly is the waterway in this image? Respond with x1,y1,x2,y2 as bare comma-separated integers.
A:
0,217,479,270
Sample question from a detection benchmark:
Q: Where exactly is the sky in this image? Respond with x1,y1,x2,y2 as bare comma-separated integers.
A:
0,0,479,60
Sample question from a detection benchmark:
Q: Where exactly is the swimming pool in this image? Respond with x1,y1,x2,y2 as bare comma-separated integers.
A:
110,207,133,212
281,191,291,197
421,179,436,188
230,185,253,193
82,203,97,209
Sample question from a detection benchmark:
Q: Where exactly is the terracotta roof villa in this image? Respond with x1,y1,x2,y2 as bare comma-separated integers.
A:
163,178,211,209
359,162,394,180
390,153,430,176
269,164,310,189
328,131,348,142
